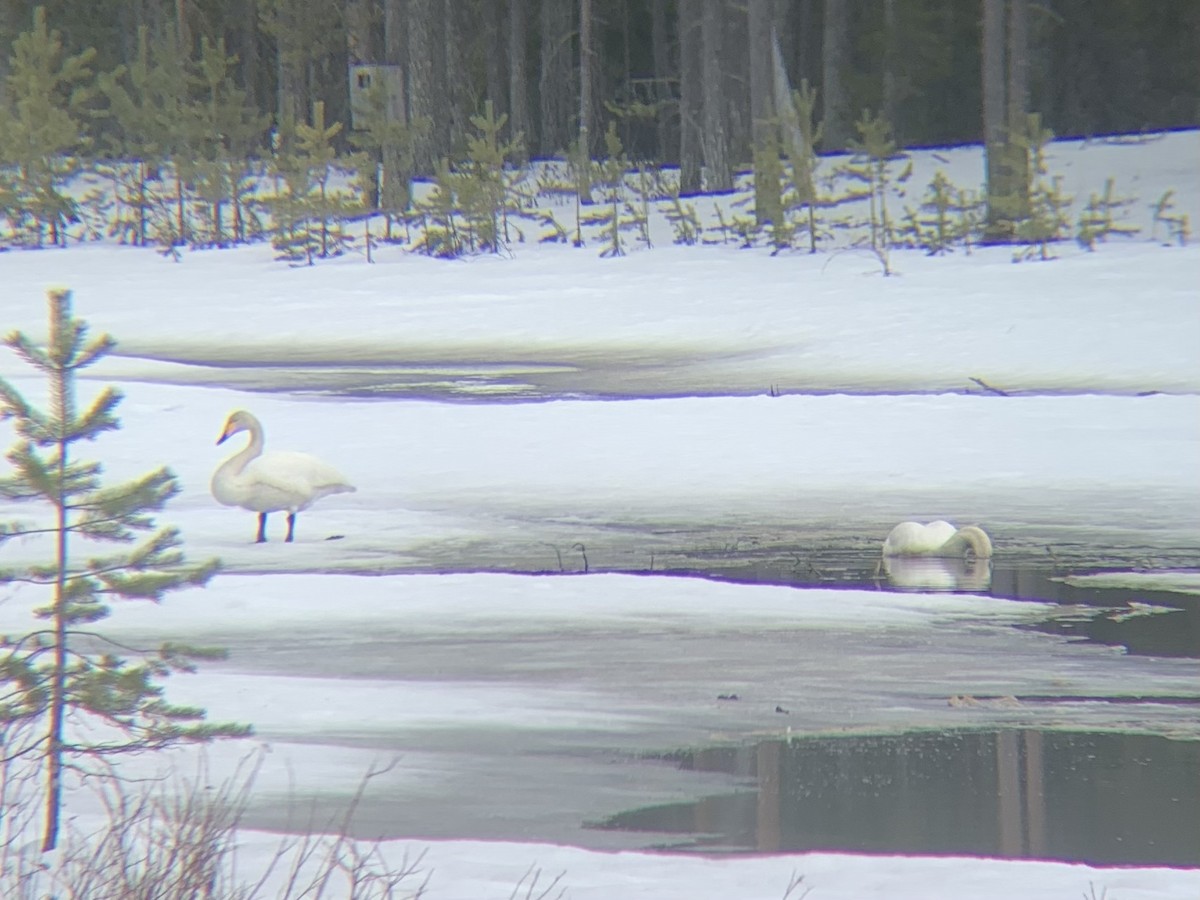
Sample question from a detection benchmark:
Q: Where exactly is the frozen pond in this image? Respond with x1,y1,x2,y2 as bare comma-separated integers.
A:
3,345,1197,862
122,559,1197,855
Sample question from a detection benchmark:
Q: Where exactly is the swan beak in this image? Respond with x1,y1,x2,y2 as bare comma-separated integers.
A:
216,421,233,445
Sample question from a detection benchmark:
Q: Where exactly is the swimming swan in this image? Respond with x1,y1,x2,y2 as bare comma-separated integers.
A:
882,520,993,559
211,410,355,543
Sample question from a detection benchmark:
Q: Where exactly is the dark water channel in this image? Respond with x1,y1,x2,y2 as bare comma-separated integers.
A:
592,729,1200,865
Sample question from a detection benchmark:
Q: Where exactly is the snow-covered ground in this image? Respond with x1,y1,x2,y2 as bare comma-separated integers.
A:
2,132,1199,897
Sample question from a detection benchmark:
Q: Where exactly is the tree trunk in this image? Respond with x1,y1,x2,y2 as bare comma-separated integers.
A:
508,0,531,160
175,0,190,54
383,0,412,211
407,0,439,172
276,18,304,131
700,0,732,191
539,0,575,156
882,0,902,140
484,0,506,122
821,0,850,149
443,0,466,154
981,0,1010,240
749,0,776,224
678,0,703,193
1006,0,1031,215
651,0,674,163
579,0,594,157
344,0,377,62
723,2,751,167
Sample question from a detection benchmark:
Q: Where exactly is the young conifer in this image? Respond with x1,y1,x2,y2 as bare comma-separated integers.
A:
0,290,248,852
95,25,187,247
348,79,431,241
0,7,96,247
781,80,824,253
267,102,362,264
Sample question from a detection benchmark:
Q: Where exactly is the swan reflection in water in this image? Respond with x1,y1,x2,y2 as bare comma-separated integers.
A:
881,555,993,592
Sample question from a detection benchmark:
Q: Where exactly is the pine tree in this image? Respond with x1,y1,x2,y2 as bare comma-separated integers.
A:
184,36,269,248
461,100,522,252
1011,113,1070,260
348,78,430,240
582,123,637,257
844,109,913,268
0,290,248,852
1075,177,1138,251
96,26,189,248
780,80,824,254
266,102,363,264
0,7,96,248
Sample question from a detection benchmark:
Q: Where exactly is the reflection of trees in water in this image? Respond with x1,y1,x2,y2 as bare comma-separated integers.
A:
602,731,1200,865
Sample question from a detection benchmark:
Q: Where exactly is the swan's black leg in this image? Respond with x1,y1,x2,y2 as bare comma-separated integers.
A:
285,513,296,543
256,512,268,543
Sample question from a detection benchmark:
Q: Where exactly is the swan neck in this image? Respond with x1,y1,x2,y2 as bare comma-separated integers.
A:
224,421,264,474
947,526,993,559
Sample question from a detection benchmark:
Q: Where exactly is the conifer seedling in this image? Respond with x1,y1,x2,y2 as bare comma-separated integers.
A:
0,290,248,852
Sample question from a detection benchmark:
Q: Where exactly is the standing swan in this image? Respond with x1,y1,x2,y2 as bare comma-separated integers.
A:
882,520,993,559
211,410,355,543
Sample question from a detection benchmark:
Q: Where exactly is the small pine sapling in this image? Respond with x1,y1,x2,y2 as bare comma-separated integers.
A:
664,195,701,246
1012,114,1071,261
348,79,431,242
461,100,525,252
265,102,363,264
1075,178,1139,250
909,170,961,255
780,80,824,253
183,36,269,249
1149,190,1190,247
0,290,249,852
581,124,648,257
94,26,181,248
955,187,985,253
414,160,465,257
845,110,911,255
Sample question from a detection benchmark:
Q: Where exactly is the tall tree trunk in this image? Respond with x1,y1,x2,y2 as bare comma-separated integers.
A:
539,0,575,156
175,0,190,54
678,0,703,193
277,49,304,129
239,9,261,113
407,0,439,172
723,1,751,168
383,0,412,211
821,0,850,149
579,0,594,157
749,1,776,224
651,0,674,163
700,0,732,191
443,0,466,153
508,0,531,160
1006,0,1031,214
795,0,819,88
484,0,506,122
344,0,377,62
981,0,1010,240
882,0,902,140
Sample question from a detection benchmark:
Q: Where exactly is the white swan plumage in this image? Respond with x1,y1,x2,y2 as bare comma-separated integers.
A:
211,410,355,543
882,520,993,559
